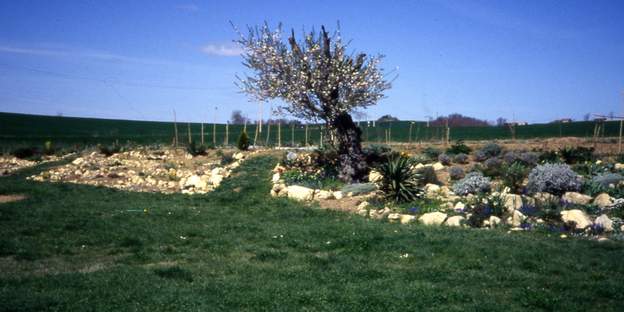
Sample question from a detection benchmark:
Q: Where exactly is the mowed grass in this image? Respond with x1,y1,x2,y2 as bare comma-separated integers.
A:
0,156,623,311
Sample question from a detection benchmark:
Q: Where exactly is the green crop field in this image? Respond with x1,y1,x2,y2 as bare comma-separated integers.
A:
0,112,620,152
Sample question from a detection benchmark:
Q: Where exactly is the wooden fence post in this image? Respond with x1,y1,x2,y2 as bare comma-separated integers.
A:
278,122,281,147
305,124,309,146
618,119,623,154
201,123,204,145
173,110,178,147
265,120,271,146
224,122,229,146
187,123,192,144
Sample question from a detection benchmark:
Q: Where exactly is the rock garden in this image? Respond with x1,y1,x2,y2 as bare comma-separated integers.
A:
28,144,248,194
271,142,624,240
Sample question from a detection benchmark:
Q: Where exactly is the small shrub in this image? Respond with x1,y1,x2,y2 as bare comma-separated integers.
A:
98,143,122,157
410,154,429,164
482,157,504,177
591,173,623,188
220,151,235,166
502,162,529,193
422,147,442,160
449,166,465,180
503,151,538,166
538,150,560,163
474,150,489,162
186,141,207,156
453,153,469,164
466,203,492,228
446,140,472,155
311,146,340,178
377,155,423,203
438,154,451,165
10,147,38,159
416,166,440,185
363,144,394,167
582,181,608,198
479,142,502,158
559,146,594,164
518,152,539,166
535,199,563,224
465,194,504,227
452,172,491,195
583,177,624,199
43,141,55,156
527,163,582,195
237,131,250,151
282,169,322,188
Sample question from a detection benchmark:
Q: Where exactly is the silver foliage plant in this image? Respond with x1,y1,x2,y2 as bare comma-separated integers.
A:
234,22,391,122
527,163,582,195
452,172,492,195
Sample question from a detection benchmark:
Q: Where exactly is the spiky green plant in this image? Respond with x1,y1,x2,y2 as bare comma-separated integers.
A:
377,155,423,203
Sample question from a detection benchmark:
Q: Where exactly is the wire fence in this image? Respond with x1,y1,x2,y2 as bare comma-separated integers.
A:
1,112,622,151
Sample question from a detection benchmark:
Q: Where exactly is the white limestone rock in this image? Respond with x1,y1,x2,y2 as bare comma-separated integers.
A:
419,212,447,226
387,213,401,223
287,185,315,201
593,193,613,208
316,190,334,200
560,209,592,230
594,214,613,232
432,162,445,171
445,215,465,227
503,194,523,213
506,210,526,227
400,214,417,224
562,192,592,206
368,170,382,183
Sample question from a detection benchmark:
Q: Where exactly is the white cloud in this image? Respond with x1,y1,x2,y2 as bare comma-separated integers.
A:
0,44,181,66
175,4,199,12
200,44,243,57
0,46,65,56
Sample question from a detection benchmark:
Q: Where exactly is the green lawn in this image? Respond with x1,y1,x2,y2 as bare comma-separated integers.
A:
0,155,623,311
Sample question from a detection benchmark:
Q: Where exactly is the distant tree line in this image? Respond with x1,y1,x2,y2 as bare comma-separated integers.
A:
230,110,302,126
431,113,490,127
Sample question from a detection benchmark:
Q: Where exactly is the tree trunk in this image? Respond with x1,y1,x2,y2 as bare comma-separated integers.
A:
331,112,368,183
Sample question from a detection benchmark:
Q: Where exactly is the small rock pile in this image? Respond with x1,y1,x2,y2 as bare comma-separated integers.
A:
29,148,247,194
1,155,67,176
269,164,344,200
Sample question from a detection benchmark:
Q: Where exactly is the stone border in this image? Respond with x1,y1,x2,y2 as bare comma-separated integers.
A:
269,162,624,235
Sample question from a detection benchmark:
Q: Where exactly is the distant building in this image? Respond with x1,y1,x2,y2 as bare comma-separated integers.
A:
504,121,528,126
553,118,572,123
593,117,607,122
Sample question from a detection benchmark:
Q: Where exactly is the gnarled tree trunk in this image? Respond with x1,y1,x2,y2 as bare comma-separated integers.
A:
331,112,368,183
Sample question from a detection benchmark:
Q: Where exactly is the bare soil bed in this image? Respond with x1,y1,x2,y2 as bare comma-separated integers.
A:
391,137,622,156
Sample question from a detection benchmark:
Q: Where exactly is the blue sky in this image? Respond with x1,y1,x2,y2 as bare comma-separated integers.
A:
0,0,622,124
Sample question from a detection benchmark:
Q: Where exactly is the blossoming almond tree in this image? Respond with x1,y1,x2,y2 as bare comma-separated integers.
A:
234,23,393,182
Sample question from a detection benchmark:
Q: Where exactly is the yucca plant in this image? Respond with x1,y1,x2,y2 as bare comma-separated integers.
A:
377,155,423,203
